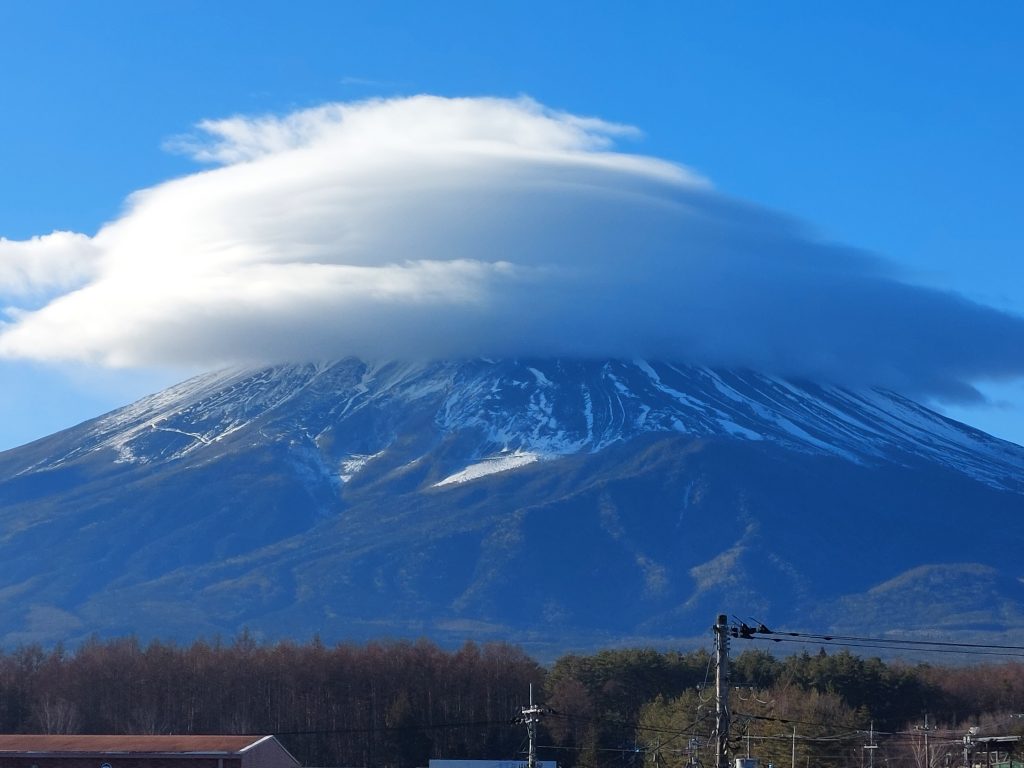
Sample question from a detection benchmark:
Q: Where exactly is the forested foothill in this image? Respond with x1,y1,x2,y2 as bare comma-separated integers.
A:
0,637,1020,768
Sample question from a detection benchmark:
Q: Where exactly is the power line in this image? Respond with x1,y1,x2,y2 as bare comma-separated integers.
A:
731,621,1024,658
546,708,711,737
733,711,866,735
744,634,1024,658
772,631,1024,652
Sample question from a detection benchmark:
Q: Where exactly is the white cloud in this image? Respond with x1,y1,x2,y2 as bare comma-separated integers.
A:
0,231,98,299
0,95,1022,402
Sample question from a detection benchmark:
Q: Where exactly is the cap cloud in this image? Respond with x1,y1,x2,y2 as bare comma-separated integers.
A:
1,95,1021,402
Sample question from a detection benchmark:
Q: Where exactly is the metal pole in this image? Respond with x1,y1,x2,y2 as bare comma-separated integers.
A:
715,614,731,768
527,685,538,768
517,684,545,768
963,728,974,768
918,714,931,768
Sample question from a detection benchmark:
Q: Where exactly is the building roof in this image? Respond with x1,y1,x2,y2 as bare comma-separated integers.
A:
0,735,276,755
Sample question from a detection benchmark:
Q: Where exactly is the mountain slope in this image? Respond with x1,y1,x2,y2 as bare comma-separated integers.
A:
0,359,1021,652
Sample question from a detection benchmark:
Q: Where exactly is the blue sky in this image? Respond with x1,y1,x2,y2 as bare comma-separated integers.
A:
1,1,1022,450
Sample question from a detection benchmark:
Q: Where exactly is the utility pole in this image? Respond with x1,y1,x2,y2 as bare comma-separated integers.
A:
963,727,977,768
916,714,932,768
517,684,548,768
687,737,701,768
714,614,731,768
862,722,877,768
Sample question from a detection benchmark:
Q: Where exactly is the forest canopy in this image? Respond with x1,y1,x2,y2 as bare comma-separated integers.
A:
0,637,1020,768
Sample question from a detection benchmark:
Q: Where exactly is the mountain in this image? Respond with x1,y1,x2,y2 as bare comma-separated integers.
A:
0,358,1022,655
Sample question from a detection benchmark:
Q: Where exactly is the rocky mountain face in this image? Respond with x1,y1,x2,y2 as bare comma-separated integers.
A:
0,358,1022,655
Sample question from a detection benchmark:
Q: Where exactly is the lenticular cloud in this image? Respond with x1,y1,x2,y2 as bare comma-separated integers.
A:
0,95,1022,401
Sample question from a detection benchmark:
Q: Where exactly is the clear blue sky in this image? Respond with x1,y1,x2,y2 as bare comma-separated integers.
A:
1,1,1022,450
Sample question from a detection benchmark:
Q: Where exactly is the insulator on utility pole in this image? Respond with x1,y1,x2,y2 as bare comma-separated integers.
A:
714,614,731,768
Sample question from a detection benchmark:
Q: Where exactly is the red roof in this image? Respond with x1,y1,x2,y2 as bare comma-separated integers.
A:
0,735,272,755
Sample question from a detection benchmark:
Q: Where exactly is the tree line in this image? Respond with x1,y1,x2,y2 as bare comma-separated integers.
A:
0,636,540,767
0,636,1020,768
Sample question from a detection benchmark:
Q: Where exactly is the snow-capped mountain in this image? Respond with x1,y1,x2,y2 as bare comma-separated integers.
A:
1,358,1022,653
16,359,1023,489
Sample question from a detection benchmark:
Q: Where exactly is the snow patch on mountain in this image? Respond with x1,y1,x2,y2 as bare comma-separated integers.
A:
340,451,385,483
434,451,546,487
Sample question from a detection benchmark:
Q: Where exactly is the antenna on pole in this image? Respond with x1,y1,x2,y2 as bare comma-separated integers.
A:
714,614,731,768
